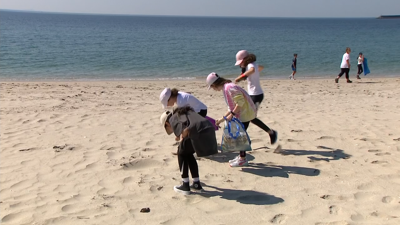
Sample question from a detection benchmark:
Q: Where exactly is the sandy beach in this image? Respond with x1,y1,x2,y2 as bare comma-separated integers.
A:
1,77,400,225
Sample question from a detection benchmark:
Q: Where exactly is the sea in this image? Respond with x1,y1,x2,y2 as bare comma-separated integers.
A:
1,10,399,81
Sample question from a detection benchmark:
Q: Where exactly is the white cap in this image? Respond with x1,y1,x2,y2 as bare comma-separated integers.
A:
160,111,170,126
160,110,174,135
159,88,171,109
206,72,219,90
235,50,249,66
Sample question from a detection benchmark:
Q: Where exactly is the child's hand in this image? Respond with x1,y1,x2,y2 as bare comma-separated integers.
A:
175,136,180,141
181,128,189,139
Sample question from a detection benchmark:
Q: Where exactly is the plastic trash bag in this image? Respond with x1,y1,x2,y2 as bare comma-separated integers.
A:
221,118,252,152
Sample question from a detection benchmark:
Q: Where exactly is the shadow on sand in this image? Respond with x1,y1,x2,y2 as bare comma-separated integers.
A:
274,145,351,162
203,151,255,163
195,185,284,205
241,163,320,178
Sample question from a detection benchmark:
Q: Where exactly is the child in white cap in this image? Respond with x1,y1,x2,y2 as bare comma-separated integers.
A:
160,106,218,194
160,88,207,117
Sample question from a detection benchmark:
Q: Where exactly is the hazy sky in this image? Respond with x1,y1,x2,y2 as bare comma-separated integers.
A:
1,0,399,18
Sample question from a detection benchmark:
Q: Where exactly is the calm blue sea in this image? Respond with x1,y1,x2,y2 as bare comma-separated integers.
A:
1,10,399,80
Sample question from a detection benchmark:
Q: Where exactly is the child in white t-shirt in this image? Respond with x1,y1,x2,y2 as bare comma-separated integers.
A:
357,52,364,79
160,88,208,117
335,47,352,83
233,50,278,158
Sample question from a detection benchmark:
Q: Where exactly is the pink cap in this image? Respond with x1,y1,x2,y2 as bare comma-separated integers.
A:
235,50,249,66
206,72,219,90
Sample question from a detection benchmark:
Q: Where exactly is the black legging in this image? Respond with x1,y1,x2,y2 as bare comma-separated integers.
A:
338,68,350,79
177,138,199,179
238,94,272,158
250,94,272,133
178,153,199,179
357,64,363,75
198,109,207,118
239,121,250,158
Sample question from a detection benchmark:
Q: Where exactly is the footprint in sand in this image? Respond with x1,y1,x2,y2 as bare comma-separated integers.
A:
368,149,381,153
316,136,335,140
291,129,303,132
329,205,341,215
273,144,283,153
320,194,349,201
371,160,388,164
270,214,288,224
375,152,391,156
382,196,394,203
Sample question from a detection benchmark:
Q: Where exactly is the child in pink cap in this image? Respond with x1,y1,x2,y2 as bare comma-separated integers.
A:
206,72,257,167
234,50,278,157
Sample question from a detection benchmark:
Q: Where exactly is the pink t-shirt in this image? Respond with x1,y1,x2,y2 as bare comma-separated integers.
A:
223,83,256,122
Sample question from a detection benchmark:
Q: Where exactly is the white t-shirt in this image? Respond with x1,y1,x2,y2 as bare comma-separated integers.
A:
176,92,207,113
340,53,350,68
358,56,363,65
246,63,263,96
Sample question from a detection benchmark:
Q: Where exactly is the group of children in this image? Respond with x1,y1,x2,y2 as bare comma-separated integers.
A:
159,50,278,195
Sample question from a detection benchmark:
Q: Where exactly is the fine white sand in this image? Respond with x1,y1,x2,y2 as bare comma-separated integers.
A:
1,78,400,225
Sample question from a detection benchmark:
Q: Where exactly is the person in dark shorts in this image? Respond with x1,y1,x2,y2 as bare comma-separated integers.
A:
357,52,364,79
335,47,352,83
233,50,278,148
290,53,297,80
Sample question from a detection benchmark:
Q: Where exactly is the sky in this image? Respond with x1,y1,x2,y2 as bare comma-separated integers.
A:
0,0,399,18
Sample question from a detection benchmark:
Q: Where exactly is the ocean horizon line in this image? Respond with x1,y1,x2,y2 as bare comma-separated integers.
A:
0,9,378,19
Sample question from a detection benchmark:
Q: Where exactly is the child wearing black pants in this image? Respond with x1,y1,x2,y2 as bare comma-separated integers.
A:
160,107,217,195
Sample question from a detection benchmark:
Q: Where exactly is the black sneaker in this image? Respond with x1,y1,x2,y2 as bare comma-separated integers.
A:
174,182,190,195
190,181,204,192
347,80,352,83
335,78,339,83
357,75,361,79
269,130,278,145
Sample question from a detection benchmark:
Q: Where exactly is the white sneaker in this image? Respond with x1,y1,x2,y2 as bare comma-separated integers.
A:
229,158,248,167
228,155,240,163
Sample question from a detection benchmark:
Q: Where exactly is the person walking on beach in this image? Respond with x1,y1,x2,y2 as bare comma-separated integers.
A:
160,106,218,195
289,53,297,80
160,88,208,117
207,72,276,167
357,52,364,79
335,47,352,83
233,50,278,145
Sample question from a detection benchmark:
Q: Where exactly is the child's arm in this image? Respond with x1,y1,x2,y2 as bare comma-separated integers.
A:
235,67,255,83
216,104,239,126
258,65,264,72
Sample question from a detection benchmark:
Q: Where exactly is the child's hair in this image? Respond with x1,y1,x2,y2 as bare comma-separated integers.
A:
294,53,297,56
242,54,257,67
212,75,232,87
173,106,195,115
346,47,351,52
170,88,179,98
164,111,173,126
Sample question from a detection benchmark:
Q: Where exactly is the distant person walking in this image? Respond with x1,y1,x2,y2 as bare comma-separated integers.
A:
290,53,297,80
335,47,352,83
357,52,364,79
